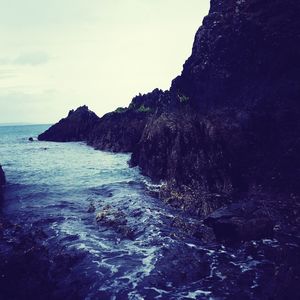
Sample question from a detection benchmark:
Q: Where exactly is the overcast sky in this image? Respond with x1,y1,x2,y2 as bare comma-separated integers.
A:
0,0,209,124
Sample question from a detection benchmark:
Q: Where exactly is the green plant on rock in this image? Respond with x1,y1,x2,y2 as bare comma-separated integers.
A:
178,93,190,103
137,104,151,113
115,107,127,113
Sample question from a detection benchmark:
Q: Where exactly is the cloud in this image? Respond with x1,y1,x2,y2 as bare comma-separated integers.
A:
0,70,15,79
0,51,50,66
0,0,210,123
0,90,65,123
14,52,50,66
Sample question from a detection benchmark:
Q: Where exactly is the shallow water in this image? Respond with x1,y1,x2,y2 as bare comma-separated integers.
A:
0,125,298,299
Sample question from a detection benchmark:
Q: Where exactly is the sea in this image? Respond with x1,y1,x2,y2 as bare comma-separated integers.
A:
0,125,285,299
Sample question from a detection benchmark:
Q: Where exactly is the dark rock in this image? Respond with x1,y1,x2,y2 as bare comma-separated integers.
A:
88,110,150,153
87,202,96,213
170,215,215,242
39,1,300,215
28,137,34,142
96,205,127,226
159,182,230,217
129,0,300,217
0,165,5,186
204,201,274,241
0,165,5,202
144,244,211,289
0,217,87,300
87,89,165,152
96,205,134,239
38,105,100,142
172,0,300,111
38,0,300,227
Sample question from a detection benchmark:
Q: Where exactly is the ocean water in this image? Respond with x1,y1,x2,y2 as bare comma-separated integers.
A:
0,125,285,299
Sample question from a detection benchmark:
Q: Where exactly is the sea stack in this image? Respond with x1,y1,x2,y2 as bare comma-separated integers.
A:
38,105,100,142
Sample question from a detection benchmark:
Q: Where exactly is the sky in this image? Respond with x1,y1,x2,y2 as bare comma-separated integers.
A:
0,0,209,124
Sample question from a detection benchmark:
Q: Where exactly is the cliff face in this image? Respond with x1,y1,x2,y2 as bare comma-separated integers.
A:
87,110,151,153
38,106,100,142
39,0,300,219
87,89,165,152
130,0,300,215
172,0,300,111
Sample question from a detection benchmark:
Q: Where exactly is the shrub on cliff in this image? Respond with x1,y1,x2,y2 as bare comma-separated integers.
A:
137,105,151,113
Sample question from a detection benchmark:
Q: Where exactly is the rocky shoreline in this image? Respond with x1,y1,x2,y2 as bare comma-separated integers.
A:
38,0,300,243
0,216,89,300
1,0,299,298
0,166,91,299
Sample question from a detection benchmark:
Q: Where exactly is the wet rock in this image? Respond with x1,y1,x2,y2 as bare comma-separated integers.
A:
0,166,5,202
242,238,300,300
38,105,100,142
0,166,5,186
170,216,215,242
116,225,135,240
87,202,96,213
96,206,127,226
204,202,274,241
96,205,116,223
0,217,87,300
146,244,211,288
159,182,230,217
96,205,134,239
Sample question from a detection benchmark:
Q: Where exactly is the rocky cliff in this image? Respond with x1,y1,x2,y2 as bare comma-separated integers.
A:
87,89,165,152
39,0,300,232
130,0,300,217
38,105,100,142
39,89,165,152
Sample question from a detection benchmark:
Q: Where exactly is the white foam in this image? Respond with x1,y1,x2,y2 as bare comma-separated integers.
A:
182,289,212,299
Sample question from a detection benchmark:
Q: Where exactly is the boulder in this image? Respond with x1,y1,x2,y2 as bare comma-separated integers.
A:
95,205,134,239
204,202,274,241
87,202,96,213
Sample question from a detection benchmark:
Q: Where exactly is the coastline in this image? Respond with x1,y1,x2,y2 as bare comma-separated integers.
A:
38,0,300,242
1,0,300,298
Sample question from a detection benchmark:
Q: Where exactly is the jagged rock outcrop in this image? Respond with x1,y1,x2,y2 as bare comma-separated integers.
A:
87,89,165,152
39,90,165,152
0,166,5,201
87,110,150,152
38,105,100,142
172,0,300,111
